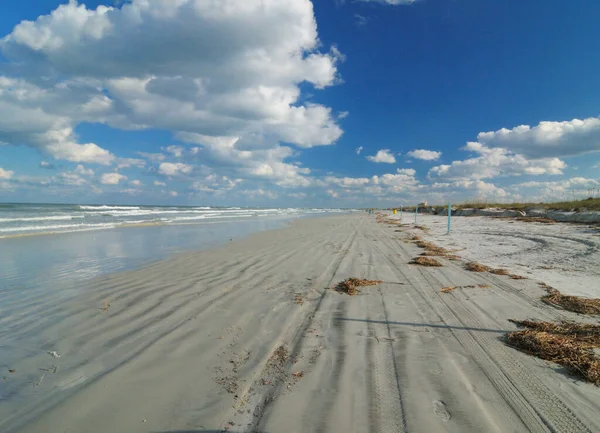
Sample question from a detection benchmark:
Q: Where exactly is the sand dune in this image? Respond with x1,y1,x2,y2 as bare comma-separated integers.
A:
2,214,599,433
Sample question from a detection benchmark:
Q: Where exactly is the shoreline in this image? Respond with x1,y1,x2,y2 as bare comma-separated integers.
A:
2,213,599,433
0,212,340,240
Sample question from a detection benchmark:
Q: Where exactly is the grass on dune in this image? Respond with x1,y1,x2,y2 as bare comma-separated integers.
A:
455,197,600,212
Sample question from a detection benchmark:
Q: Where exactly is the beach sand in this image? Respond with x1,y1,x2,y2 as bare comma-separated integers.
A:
2,213,600,433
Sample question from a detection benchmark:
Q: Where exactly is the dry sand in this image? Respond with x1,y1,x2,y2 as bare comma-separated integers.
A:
2,213,600,433
408,213,600,298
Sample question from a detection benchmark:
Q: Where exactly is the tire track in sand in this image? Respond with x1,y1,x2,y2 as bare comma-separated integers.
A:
230,216,367,432
374,222,591,433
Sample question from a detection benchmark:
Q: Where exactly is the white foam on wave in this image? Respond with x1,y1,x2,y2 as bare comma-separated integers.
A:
79,205,141,210
86,208,265,217
0,223,116,234
171,213,254,222
0,215,85,223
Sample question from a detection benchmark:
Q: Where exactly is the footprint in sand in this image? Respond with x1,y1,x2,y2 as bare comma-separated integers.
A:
433,400,451,421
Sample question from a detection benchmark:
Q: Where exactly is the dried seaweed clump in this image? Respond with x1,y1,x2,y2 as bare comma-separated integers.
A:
542,288,600,315
441,286,456,293
410,257,443,267
506,319,600,385
465,262,490,272
335,278,383,295
515,217,557,224
489,268,510,276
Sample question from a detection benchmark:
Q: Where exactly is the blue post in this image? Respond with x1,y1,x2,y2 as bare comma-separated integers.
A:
400,205,403,222
415,205,418,224
447,202,452,234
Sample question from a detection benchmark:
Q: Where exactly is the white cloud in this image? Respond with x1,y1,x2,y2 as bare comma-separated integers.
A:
355,14,369,26
191,175,242,193
74,164,94,176
39,161,55,169
100,172,127,185
355,146,364,155
0,78,115,165
177,132,311,188
288,192,307,199
476,116,600,158
116,158,146,169
136,152,165,163
429,144,566,181
406,149,441,161
327,189,339,198
169,191,178,197
158,162,193,177
0,168,14,179
0,0,344,165
53,172,87,186
130,179,142,187
366,149,396,164
164,145,184,158
153,180,166,186
325,176,370,187
45,139,114,165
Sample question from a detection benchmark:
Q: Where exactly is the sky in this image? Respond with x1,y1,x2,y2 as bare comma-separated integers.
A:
0,0,599,207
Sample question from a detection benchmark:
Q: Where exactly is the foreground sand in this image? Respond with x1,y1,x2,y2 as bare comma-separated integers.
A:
2,214,600,433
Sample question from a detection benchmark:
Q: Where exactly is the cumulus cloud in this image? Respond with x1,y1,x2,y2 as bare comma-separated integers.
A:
153,180,166,187
325,176,370,187
366,149,396,164
0,167,14,179
191,175,242,193
406,149,441,161
39,161,55,169
75,164,94,176
0,77,115,165
130,179,142,187
100,172,127,185
116,158,146,169
0,0,343,167
476,116,600,158
177,132,311,188
136,152,165,163
355,146,364,155
53,172,87,186
323,167,420,202
429,143,566,181
164,145,184,158
158,162,193,177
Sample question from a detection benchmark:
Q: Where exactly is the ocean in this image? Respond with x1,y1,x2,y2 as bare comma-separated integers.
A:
0,203,348,313
0,203,343,237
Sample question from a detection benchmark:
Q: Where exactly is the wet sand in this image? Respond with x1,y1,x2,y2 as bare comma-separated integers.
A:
2,213,599,433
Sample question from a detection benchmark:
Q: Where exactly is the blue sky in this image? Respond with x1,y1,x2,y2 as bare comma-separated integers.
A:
1,0,599,206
